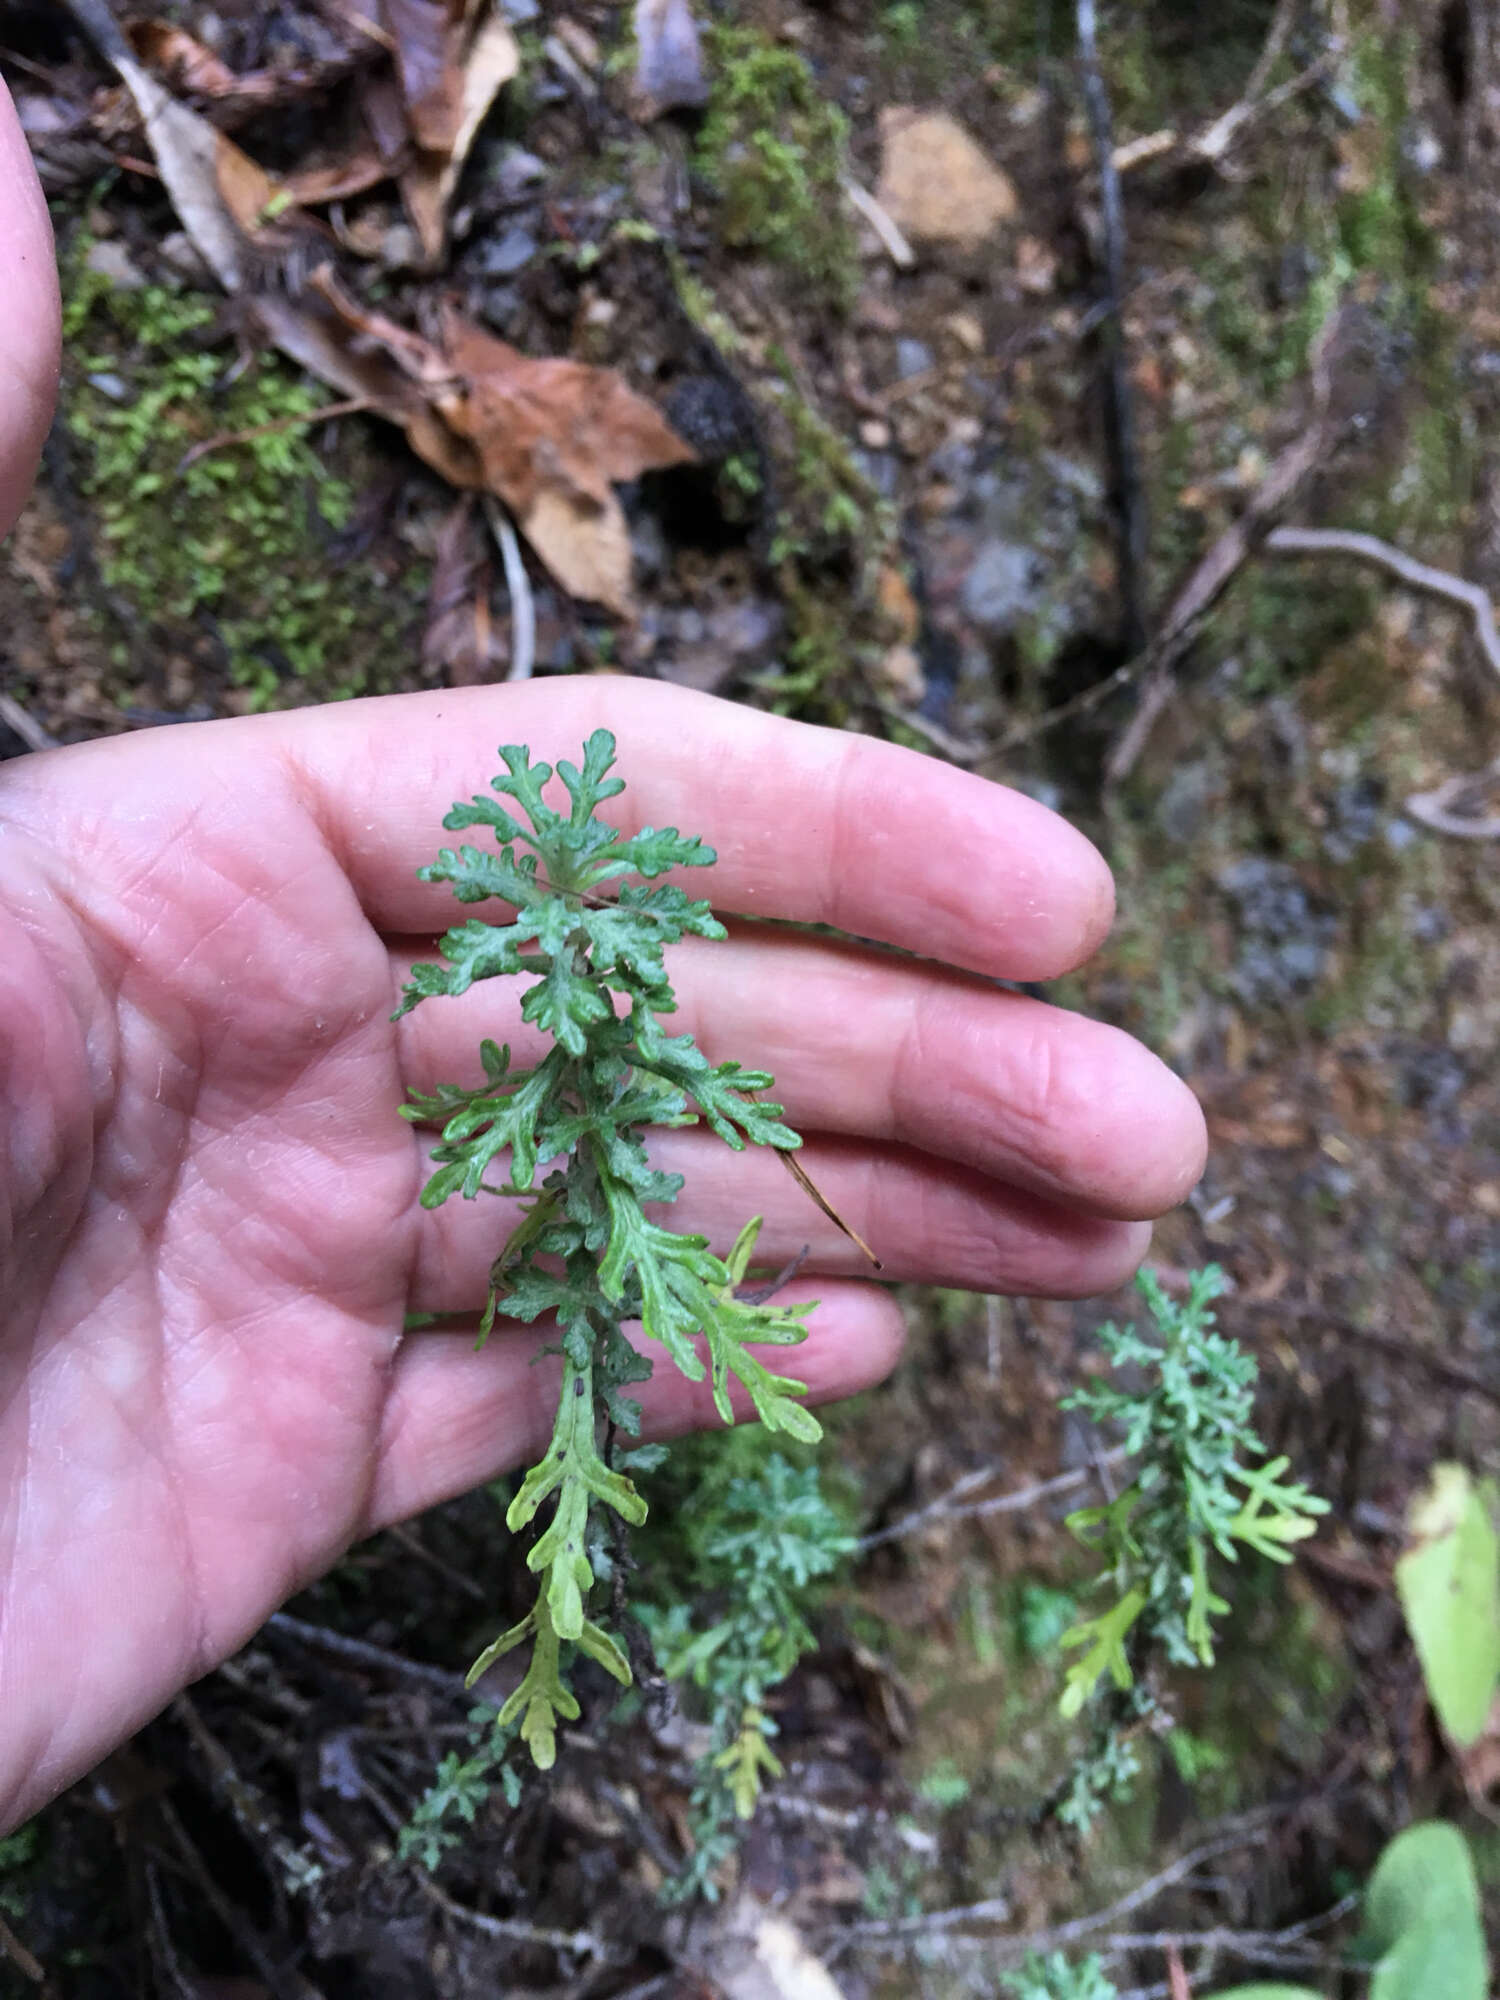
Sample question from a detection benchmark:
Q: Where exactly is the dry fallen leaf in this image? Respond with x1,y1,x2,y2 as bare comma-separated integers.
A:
403,7,519,259
423,496,505,684
433,310,695,614
70,3,687,620
330,0,519,261
259,272,693,615
127,21,286,108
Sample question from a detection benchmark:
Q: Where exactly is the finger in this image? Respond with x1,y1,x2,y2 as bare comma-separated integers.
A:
0,82,61,539
367,1281,906,1531
269,681,1116,980
407,1127,1152,1311
392,928,1206,1221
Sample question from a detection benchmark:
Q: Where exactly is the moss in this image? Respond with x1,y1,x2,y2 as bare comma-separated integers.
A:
696,26,857,314
62,249,422,707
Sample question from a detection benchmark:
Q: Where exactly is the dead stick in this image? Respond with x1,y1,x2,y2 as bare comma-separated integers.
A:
0,691,56,754
1263,524,1500,686
0,1913,44,1985
1077,0,1149,656
176,396,370,472
1264,523,1500,837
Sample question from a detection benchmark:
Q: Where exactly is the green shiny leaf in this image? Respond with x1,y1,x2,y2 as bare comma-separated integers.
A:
1395,1465,1500,1747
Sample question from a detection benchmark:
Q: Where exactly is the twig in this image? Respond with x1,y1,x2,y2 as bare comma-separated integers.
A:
1263,523,1500,837
858,1450,1128,1554
1098,308,1342,783
842,175,916,268
484,497,536,683
1098,1892,1359,1971
1263,525,1500,687
1403,764,1500,839
1077,0,1149,655
172,1692,310,1924
264,1611,467,1694
1188,0,1299,161
846,1817,1275,1943
176,396,371,472
1113,1,1338,176
386,1520,489,1601
155,1795,326,2000
1231,1298,1500,1405
414,1872,617,1960
0,691,57,754
874,697,985,765
0,1913,44,1985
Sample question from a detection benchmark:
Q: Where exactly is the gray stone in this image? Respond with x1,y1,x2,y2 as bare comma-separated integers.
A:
961,536,1041,635
494,147,547,202
479,224,538,276
84,238,145,291
896,338,934,380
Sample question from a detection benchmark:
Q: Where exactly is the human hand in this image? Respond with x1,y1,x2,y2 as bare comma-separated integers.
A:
0,91,1205,1835
0,684,1205,1829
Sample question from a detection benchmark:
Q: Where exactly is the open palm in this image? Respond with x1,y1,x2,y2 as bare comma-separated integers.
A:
0,82,1203,1835
0,682,1205,1832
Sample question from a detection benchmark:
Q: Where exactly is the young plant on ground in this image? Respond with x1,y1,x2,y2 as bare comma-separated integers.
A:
394,732,823,1776
1054,1266,1327,1828
635,1437,855,1899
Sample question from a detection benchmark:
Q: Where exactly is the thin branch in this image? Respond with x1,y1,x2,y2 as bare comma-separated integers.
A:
846,1820,1272,1944
1000,306,1343,762
1232,1298,1500,1405
484,497,536,683
1263,523,1500,837
0,691,57,754
858,1450,1128,1554
1113,1,1338,177
176,396,371,472
0,1913,44,1985
1263,524,1500,686
264,1611,468,1694
874,697,985,765
843,176,915,268
414,1872,617,1960
1077,0,1149,655
1404,765,1500,839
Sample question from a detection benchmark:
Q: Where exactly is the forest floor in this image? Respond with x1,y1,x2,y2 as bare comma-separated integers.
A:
3,1,1500,1996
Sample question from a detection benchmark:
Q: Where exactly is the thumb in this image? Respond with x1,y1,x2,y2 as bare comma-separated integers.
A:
0,78,61,541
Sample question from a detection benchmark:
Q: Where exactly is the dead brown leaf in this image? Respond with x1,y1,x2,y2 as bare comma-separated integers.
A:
330,0,519,260
259,272,692,615
422,496,506,684
127,21,275,105
437,311,697,512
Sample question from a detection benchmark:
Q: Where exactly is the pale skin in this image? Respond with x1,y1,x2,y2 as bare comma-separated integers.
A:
0,85,1207,1835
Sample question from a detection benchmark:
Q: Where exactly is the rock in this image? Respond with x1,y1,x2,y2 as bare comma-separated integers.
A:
961,537,1041,635
875,108,1018,250
478,223,538,276
660,596,783,693
1219,858,1337,1006
631,0,709,118
494,146,547,201
895,338,934,379
84,238,145,290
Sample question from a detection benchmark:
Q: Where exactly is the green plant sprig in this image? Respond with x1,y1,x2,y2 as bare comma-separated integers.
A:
395,731,821,1771
1058,1266,1328,1723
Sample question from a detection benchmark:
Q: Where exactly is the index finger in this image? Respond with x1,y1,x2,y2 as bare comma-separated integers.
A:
273,680,1115,981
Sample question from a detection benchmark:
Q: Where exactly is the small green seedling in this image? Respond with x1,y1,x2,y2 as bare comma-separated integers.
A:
394,732,821,1773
